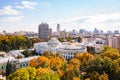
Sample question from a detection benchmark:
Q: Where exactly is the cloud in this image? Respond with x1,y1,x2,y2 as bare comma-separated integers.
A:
50,13,120,25
56,13,120,24
49,13,120,31
0,5,21,15
16,1,37,9
0,16,24,22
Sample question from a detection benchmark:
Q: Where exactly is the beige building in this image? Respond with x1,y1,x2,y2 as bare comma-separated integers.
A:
108,35,120,50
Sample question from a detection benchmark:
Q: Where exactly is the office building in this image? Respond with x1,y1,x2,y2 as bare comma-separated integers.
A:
38,23,52,41
93,28,99,35
57,24,60,37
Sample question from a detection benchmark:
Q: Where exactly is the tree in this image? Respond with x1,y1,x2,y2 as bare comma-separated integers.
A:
36,67,60,80
73,77,81,80
110,58,120,80
22,49,31,57
86,56,112,76
58,38,64,42
89,71,100,80
26,38,33,48
27,67,37,80
87,46,95,54
37,56,50,68
77,36,82,43
99,73,109,80
3,45,10,52
50,57,65,71
66,36,72,42
33,37,41,43
0,35,34,51
75,52,94,70
16,54,23,59
7,67,36,80
62,58,81,80
69,58,80,69
29,58,37,67
30,56,50,68
6,60,16,76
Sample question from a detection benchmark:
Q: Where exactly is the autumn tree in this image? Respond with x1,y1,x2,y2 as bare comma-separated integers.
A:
100,46,120,60
109,58,120,80
75,52,94,70
89,71,100,80
62,58,82,80
29,58,37,67
29,56,50,68
7,67,36,80
50,57,65,71
36,67,60,80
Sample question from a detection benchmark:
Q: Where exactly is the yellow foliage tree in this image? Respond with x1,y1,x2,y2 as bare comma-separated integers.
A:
36,67,50,76
75,52,94,67
56,69,64,78
37,56,50,68
73,77,81,80
29,56,50,68
69,58,80,69
50,57,65,70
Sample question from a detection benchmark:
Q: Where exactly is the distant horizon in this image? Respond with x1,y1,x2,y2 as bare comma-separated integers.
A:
0,0,120,33
0,24,119,33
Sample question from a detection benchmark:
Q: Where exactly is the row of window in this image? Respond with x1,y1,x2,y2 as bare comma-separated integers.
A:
61,52,76,55
0,62,29,70
63,55,74,60
19,62,28,68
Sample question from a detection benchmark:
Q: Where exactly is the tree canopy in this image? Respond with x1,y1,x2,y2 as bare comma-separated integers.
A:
8,46,120,80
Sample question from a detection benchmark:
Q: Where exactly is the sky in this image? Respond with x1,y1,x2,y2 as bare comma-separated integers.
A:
0,0,120,33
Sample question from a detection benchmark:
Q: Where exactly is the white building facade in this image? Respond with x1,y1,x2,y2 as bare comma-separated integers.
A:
34,38,86,59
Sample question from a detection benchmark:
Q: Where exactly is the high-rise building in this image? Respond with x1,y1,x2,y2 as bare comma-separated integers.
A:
57,24,60,37
57,24,60,32
38,23,52,41
93,28,99,35
100,30,104,34
107,31,113,34
114,30,119,34
79,29,85,34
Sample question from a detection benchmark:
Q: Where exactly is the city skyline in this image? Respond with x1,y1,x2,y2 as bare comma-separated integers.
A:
0,0,120,32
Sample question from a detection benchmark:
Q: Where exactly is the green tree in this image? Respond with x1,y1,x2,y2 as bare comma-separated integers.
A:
66,36,72,42
6,60,16,76
110,58,120,80
77,36,82,42
22,49,31,57
33,37,41,43
58,38,64,42
87,46,95,54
